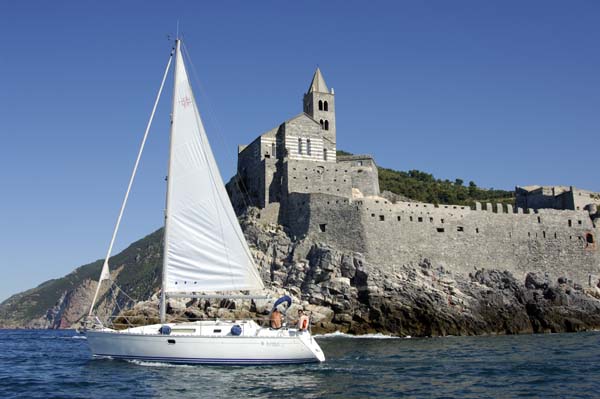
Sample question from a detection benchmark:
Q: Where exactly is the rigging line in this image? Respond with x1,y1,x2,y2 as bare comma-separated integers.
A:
112,282,137,304
110,284,132,329
181,42,253,211
88,47,175,317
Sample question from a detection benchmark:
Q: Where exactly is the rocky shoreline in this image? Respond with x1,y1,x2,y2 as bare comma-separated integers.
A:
3,214,600,336
114,216,600,336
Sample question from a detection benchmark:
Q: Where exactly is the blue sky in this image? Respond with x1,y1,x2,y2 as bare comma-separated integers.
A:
0,1,598,302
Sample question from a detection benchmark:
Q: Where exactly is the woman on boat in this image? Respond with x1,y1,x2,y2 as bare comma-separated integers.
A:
297,309,309,331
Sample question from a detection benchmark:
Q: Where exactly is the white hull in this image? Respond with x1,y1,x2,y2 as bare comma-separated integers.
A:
86,320,325,365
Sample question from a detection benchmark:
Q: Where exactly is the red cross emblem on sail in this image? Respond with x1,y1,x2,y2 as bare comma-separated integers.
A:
179,96,192,108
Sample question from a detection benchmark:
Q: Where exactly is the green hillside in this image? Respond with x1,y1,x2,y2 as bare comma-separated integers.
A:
337,150,514,206
0,229,164,325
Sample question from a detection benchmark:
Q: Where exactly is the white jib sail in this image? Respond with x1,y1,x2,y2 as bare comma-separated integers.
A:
163,42,264,293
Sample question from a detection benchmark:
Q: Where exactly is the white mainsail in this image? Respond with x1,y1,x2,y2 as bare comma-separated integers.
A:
163,42,264,293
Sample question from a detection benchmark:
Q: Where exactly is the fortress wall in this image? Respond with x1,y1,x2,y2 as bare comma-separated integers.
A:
285,160,353,198
237,138,265,206
262,129,285,206
385,200,473,216
573,188,600,211
337,155,380,197
283,193,367,254
516,186,600,211
357,197,599,284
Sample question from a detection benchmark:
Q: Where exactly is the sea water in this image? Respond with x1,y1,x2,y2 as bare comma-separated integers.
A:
1,329,599,398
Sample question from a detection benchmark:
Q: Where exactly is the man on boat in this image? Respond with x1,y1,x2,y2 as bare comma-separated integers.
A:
270,308,282,329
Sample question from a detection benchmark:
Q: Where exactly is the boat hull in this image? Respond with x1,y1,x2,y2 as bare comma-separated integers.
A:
86,326,325,365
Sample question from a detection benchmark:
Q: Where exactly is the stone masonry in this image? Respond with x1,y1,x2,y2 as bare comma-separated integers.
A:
228,68,600,287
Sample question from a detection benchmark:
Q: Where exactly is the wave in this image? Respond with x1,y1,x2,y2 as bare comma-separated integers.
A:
314,331,408,339
126,359,192,368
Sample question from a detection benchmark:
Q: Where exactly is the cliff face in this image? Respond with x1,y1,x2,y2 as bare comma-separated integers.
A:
3,214,600,335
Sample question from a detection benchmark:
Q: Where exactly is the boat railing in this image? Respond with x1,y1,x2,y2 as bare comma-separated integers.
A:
102,313,312,332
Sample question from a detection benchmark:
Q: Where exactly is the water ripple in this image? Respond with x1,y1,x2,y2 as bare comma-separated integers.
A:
1,330,600,398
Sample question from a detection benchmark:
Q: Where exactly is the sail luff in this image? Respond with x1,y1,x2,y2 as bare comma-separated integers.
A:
160,40,180,323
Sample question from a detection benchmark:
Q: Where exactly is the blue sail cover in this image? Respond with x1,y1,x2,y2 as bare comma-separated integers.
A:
272,295,292,311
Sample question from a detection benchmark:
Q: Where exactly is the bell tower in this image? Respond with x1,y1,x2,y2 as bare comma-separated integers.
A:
303,68,336,161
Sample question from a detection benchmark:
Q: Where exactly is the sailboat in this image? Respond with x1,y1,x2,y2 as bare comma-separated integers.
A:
84,39,325,364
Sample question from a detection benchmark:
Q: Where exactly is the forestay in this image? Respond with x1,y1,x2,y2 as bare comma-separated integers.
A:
163,42,264,293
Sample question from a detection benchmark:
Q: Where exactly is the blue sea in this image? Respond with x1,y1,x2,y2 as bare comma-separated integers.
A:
1,329,599,398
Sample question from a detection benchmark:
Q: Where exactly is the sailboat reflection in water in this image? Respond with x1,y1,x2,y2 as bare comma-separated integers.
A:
84,39,325,365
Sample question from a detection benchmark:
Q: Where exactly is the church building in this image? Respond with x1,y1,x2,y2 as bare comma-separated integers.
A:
231,68,380,222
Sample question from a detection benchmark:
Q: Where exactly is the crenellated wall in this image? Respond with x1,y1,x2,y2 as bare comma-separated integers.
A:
277,193,600,285
516,185,600,212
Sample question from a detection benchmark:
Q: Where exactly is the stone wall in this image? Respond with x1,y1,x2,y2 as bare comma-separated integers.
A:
573,188,600,211
236,136,264,206
337,155,380,197
355,197,600,285
516,185,600,212
273,186,600,287
282,192,367,254
284,159,353,198
236,127,281,208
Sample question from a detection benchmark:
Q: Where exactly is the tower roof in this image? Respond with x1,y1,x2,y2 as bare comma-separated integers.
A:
307,67,329,94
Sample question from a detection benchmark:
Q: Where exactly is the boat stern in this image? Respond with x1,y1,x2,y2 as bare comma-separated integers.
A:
301,332,326,362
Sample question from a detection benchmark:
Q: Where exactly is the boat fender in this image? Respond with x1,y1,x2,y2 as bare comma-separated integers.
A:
159,325,172,335
231,325,242,336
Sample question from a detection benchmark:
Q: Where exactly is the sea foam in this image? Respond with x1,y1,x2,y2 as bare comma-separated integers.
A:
126,359,192,368
314,331,405,339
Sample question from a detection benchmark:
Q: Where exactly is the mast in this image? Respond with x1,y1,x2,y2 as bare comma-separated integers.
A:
160,39,180,323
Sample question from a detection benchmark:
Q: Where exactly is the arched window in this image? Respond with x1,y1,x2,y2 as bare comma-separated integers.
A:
319,119,324,129
586,233,595,244
323,148,328,161
307,139,312,155
298,138,303,154
318,100,323,111
324,120,329,130
324,101,328,111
